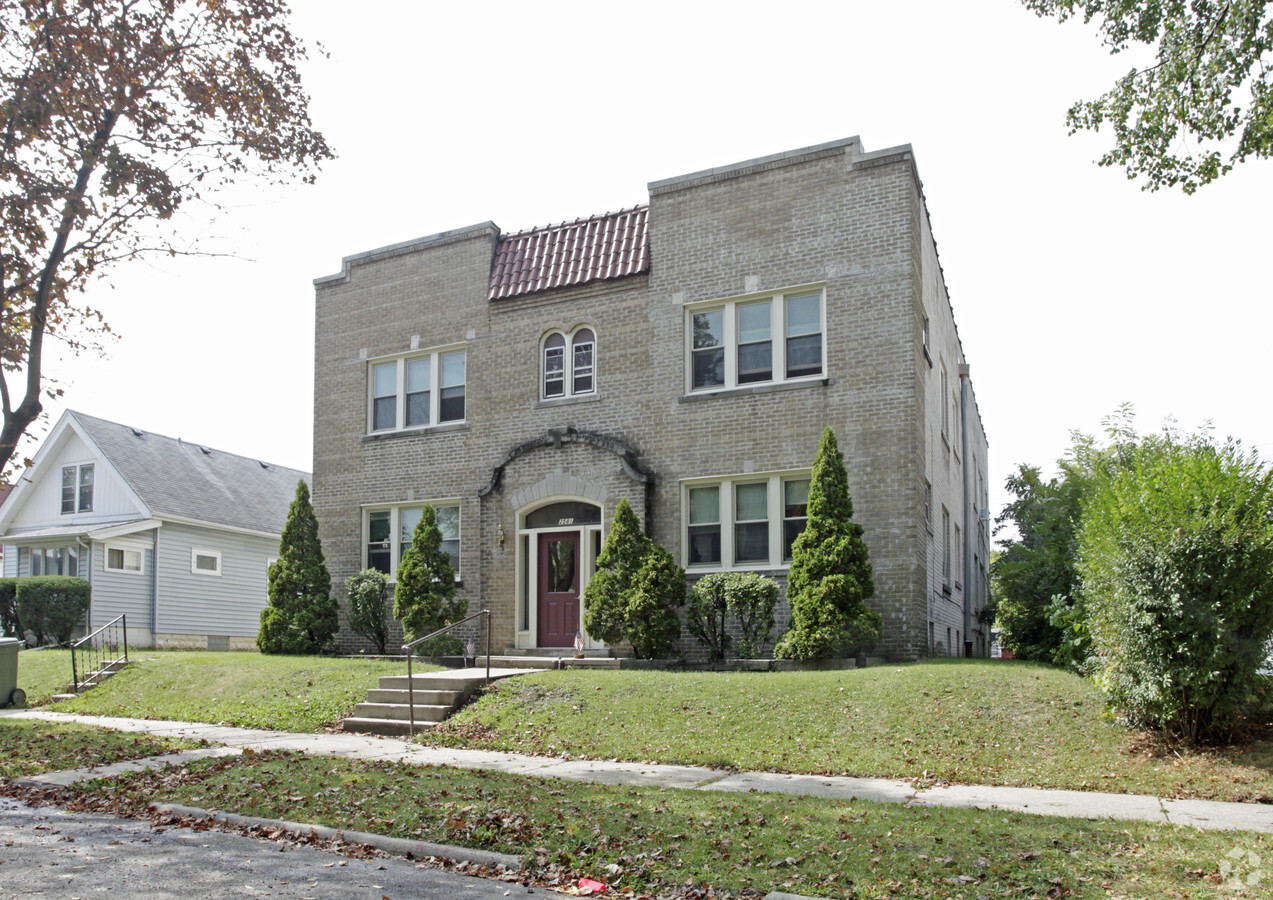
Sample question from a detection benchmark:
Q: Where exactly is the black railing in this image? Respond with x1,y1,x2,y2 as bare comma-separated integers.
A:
71,614,128,693
402,609,491,736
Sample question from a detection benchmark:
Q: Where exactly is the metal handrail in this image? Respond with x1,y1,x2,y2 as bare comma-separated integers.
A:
71,614,128,693
403,608,491,736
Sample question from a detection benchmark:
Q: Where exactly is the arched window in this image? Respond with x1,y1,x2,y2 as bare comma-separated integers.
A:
542,327,596,399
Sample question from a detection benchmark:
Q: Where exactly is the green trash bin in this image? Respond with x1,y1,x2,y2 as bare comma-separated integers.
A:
0,636,25,708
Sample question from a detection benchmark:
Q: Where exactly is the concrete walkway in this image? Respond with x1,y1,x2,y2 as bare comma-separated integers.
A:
4,708,1272,834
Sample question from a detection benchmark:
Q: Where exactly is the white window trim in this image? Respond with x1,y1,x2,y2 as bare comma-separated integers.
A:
105,544,144,575
362,500,461,581
191,548,222,576
367,343,466,435
680,470,811,572
540,326,597,401
685,285,826,394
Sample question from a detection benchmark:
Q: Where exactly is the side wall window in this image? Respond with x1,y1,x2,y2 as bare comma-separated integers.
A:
541,327,596,400
688,288,824,392
368,346,465,433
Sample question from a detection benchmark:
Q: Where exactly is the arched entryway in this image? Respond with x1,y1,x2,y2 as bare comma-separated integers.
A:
516,498,603,649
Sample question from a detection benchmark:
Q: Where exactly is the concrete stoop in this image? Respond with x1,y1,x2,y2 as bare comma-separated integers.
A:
341,667,537,736
50,660,128,702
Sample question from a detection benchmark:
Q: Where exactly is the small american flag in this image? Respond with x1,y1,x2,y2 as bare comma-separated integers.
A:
574,631,585,653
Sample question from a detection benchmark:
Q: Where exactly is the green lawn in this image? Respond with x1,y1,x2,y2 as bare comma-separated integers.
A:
424,660,1273,802
0,718,204,780
45,651,434,732
80,751,1264,900
13,649,75,705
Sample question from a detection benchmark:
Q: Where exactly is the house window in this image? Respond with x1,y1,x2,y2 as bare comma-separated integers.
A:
687,287,824,392
941,506,951,585
60,464,94,514
28,546,78,577
191,548,222,576
542,327,596,399
954,524,962,586
940,361,949,439
366,502,461,578
106,547,143,574
923,480,933,533
368,346,465,433
681,471,811,570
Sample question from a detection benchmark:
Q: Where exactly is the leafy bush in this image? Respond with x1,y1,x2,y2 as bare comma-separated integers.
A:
258,480,337,655
345,569,391,654
583,499,684,658
1079,426,1273,742
15,576,90,646
687,572,779,660
775,427,878,660
394,504,467,656
0,577,19,639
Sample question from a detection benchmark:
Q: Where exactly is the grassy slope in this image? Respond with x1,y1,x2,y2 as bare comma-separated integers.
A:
46,651,433,732
0,718,203,779
426,660,1273,801
85,752,1264,900
13,649,75,705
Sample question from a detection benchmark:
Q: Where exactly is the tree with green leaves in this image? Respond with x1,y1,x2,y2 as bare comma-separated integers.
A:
345,569,390,655
583,499,684,657
394,504,467,656
775,427,880,660
258,480,336,655
0,0,333,474
1079,421,1273,742
1024,0,1273,192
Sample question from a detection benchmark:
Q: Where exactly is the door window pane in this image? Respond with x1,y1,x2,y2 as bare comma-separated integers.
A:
547,540,575,592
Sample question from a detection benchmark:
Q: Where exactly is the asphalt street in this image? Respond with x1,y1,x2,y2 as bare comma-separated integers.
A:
0,797,537,899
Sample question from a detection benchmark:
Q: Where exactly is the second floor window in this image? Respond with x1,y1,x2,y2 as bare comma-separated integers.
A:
369,347,466,433
542,327,596,399
61,464,94,514
688,288,824,392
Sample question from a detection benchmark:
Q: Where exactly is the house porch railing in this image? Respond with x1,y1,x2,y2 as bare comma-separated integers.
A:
71,614,128,693
402,608,491,736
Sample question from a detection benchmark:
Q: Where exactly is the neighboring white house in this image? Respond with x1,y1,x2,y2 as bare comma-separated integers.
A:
0,411,309,649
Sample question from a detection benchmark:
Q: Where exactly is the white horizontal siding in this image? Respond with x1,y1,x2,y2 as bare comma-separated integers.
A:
9,430,142,529
89,537,154,631
155,521,277,637
2,547,15,578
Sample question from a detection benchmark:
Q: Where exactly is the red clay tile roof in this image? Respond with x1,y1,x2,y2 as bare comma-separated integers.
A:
488,206,649,300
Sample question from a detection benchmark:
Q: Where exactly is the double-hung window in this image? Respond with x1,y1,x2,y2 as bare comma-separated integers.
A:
60,464,94,514
369,347,465,434
542,327,596,399
688,287,825,392
682,472,811,569
366,502,461,578
27,546,79,576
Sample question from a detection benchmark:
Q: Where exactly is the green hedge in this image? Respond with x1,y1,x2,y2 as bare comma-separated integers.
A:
0,577,19,638
15,576,91,646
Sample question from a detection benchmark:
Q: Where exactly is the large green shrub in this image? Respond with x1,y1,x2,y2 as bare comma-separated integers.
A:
15,576,90,646
345,569,391,654
0,577,19,639
687,572,779,660
775,427,879,660
394,504,467,656
1079,426,1273,742
583,499,684,657
258,480,337,655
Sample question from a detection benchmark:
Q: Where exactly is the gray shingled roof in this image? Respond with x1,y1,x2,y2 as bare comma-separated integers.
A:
73,411,310,535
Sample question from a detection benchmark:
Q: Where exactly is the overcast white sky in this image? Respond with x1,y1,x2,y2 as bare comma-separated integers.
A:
27,0,1272,534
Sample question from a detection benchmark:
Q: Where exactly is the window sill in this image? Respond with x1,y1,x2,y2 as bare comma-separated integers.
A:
685,564,791,575
362,422,469,443
534,393,601,410
678,376,831,403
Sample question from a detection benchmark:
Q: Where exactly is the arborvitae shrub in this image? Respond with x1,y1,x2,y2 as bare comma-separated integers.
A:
394,504,467,656
346,569,391,654
258,480,337,655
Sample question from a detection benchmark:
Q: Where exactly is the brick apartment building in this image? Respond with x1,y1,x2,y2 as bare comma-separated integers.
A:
312,137,990,661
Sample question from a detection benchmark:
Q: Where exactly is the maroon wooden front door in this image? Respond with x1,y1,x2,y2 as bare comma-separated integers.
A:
537,531,580,647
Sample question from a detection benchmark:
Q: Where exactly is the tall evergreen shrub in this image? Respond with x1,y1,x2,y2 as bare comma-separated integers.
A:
775,427,880,660
394,504,467,655
258,480,337,655
346,569,391,654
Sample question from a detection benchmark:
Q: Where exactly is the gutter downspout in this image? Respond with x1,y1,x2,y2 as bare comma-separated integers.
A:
150,527,159,640
75,536,92,633
958,364,973,658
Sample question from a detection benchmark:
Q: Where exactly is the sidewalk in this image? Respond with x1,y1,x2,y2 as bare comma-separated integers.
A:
5,708,1272,834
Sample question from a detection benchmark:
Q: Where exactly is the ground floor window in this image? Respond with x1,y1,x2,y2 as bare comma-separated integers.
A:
106,546,143,574
26,546,79,577
365,502,460,578
681,471,810,570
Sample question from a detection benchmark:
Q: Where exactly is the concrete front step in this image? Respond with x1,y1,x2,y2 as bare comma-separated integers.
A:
352,701,453,723
365,688,462,705
341,716,436,736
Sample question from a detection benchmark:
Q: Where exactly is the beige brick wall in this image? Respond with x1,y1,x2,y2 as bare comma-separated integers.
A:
312,140,988,661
